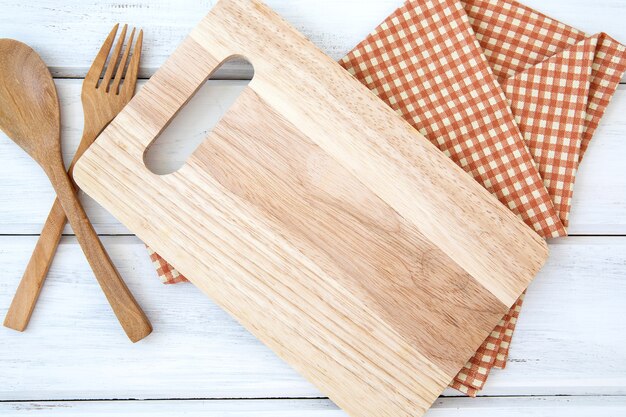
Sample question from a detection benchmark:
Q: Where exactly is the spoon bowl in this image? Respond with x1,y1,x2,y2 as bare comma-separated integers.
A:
0,39,61,170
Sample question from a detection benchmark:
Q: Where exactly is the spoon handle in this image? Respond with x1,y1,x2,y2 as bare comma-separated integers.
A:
4,131,105,332
48,165,152,342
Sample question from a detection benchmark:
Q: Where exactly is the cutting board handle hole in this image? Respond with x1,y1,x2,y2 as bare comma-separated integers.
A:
143,57,254,175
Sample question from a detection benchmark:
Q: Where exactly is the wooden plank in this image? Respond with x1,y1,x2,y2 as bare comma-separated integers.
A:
0,236,624,400
0,79,249,235
2,397,626,417
0,81,624,235
0,1,623,413
0,0,624,80
568,84,626,234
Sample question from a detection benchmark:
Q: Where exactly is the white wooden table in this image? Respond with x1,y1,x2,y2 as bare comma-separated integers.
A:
1,1,625,415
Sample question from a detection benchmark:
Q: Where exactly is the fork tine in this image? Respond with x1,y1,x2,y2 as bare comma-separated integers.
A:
101,24,128,91
85,23,119,87
111,27,135,94
121,29,143,96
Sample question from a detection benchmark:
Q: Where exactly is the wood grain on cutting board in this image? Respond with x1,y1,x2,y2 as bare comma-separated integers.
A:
73,0,549,416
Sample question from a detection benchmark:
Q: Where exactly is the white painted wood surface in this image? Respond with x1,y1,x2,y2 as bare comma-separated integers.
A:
1,80,625,235
0,0,625,415
0,0,625,80
3,397,626,417
1,236,625,401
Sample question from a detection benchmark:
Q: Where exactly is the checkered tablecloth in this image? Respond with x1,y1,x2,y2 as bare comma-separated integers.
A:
147,0,626,396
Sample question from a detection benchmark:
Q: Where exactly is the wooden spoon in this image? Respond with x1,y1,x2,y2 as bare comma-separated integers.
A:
0,39,152,342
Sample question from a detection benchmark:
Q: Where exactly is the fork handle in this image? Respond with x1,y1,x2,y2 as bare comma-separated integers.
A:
4,130,108,332
3,196,66,331
48,163,152,342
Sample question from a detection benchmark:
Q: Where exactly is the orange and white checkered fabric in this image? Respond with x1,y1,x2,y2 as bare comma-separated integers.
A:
465,0,626,227
341,0,565,239
458,0,626,391
449,293,524,396
147,247,187,284
340,0,566,395
502,38,596,226
145,0,626,396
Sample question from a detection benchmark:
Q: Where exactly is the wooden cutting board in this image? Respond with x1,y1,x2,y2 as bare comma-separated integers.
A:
74,0,549,415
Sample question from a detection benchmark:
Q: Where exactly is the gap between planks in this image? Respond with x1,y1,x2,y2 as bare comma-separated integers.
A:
2,394,626,402
2,396,626,417
46,74,626,83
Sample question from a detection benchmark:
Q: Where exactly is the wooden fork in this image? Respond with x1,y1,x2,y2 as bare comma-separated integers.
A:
4,24,151,341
